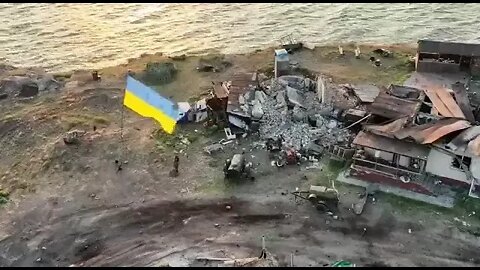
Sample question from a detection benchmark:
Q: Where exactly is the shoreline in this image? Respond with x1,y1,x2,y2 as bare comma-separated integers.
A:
3,42,417,76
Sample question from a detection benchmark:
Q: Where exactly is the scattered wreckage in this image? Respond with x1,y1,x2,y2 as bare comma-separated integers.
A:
223,153,254,181
292,184,339,213
188,39,480,205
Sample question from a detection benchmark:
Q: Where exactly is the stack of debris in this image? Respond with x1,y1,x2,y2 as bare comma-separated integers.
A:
219,73,353,151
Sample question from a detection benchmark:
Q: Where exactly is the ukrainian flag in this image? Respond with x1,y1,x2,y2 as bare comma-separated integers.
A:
124,76,179,134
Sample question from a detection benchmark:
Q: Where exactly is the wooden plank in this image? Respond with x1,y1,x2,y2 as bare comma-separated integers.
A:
452,83,475,122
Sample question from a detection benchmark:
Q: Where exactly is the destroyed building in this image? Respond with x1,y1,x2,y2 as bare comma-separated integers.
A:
416,39,480,75
348,39,480,201
200,39,480,203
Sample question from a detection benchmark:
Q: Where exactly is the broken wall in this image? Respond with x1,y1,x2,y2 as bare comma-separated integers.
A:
425,149,469,183
416,61,460,73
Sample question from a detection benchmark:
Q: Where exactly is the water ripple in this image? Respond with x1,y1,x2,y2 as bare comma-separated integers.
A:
1,3,480,72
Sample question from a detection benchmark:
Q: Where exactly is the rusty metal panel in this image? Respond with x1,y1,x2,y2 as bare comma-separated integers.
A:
363,117,409,137
423,90,453,117
395,118,471,144
452,83,475,122
423,86,465,119
353,131,430,159
226,73,256,115
367,92,421,119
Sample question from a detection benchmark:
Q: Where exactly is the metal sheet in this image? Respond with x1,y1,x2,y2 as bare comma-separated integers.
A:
353,131,430,159
447,126,480,151
395,118,471,144
367,92,421,119
226,73,256,115
363,117,409,137
423,86,465,119
452,83,475,122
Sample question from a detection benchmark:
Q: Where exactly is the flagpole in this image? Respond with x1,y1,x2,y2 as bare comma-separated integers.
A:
118,71,129,171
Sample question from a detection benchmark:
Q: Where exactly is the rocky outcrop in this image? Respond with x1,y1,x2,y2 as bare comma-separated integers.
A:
0,73,63,100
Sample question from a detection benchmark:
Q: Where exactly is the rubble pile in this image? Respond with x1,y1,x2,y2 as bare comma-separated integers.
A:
257,76,352,150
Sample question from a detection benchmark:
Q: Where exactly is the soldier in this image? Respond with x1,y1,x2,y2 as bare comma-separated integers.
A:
173,155,180,176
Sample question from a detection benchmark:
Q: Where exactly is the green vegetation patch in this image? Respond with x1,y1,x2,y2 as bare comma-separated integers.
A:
143,62,177,85
315,158,346,186
0,191,9,205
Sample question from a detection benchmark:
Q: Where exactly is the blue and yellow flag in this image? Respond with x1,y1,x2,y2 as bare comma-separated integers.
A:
124,76,179,134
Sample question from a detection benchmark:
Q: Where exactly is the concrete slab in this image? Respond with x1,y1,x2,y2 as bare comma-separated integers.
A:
404,72,468,92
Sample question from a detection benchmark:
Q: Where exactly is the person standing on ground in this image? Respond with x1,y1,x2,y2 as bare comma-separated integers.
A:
172,155,180,177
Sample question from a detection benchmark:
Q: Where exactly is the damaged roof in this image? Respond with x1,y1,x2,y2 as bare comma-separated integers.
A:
395,118,471,144
367,91,422,120
451,82,475,122
423,85,466,119
226,73,257,116
363,117,409,138
353,131,430,159
445,126,480,156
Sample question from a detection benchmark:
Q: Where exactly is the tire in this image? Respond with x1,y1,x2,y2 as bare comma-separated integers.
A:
315,202,328,212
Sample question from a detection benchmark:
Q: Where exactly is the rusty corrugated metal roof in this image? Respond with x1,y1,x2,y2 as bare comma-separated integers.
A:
395,118,471,144
424,85,465,119
367,92,422,120
452,82,475,122
353,131,430,159
363,117,409,138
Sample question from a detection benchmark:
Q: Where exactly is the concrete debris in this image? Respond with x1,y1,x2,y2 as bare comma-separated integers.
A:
286,86,305,108
256,78,352,151
63,129,86,145
251,100,264,119
204,143,224,155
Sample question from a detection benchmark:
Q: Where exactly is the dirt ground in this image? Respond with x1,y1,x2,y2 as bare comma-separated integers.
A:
0,44,479,267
